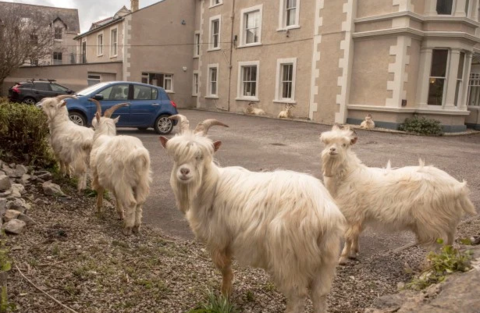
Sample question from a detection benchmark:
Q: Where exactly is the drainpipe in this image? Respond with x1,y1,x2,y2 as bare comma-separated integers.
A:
226,0,236,112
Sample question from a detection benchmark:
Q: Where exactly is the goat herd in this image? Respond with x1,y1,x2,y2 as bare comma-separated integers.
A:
37,95,476,313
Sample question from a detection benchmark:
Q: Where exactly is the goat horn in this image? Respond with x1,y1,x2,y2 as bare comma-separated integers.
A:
194,119,229,136
89,98,102,116
169,114,190,134
56,95,77,101
104,103,129,118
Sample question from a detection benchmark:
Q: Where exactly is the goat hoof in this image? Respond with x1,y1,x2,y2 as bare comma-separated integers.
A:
348,253,359,260
117,214,124,220
338,257,349,265
122,227,132,236
132,225,140,235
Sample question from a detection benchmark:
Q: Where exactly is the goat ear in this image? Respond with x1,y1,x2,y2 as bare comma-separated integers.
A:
159,136,169,148
60,100,67,107
213,141,222,152
113,116,120,124
350,136,358,145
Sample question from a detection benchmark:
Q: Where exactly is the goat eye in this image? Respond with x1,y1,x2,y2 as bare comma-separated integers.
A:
196,155,203,161
342,143,347,147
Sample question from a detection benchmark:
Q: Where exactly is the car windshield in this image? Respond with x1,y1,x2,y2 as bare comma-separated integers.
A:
76,82,111,96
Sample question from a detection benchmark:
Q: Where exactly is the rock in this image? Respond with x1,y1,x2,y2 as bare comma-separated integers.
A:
1,165,14,178
0,198,6,215
42,181,65,196
8,184,25,199
20,174,31,185
0,190,11,198
3,219,26,235
0,175,11,192
6,198,30,214
12,184,25,195
14,165,28,178
37,172,53,180
17,213,35,225
3,209,21,222
366,265,480,313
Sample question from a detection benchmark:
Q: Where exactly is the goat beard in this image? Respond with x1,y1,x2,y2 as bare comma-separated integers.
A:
321,152,344,177
172,177,202,214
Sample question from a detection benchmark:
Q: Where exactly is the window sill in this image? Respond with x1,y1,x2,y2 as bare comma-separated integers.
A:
193,56,199,59
205,96,219,99
110,55,118,59
237,43,262,49
209,3,223,9
54,39,63,42
236,97,259,102
97,54,103,57
192,94,198,97
277,25,301,32
166,91,175,94
273,100,296,104
207,47,221,52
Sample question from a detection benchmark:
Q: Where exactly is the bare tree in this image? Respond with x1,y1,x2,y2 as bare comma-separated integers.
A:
0,5,53,92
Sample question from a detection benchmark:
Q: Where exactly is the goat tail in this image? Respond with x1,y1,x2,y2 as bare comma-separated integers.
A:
455,181,477,216
126,148,152,183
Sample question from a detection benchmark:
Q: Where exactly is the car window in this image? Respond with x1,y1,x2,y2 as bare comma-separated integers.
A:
133,85,157,100
19,83,33,89
99,84,129,101
50,84,68,92
34,83,51,91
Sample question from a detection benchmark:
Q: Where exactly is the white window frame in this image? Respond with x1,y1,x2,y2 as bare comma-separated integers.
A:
428,49,451,107
210,0,223,8
455,51,466,106
97,32,104,56
110,27,118,57
239,5,263,48
194,31,200,57
54,27,63,41
274,58,297,103
193,71,199,96
163,74,174,93
88,74,102,86
207,64,219,98
237,61,260,101
209,15,221,51
278,0,301,31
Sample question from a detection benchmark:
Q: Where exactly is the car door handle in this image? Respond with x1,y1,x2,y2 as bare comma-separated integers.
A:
152,103,160,106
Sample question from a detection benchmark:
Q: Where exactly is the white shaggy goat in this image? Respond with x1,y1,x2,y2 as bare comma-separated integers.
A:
160,115,345,313
278,103,294,119
89,99,151,235
320,124,476,264
245,102,266,115
359,114,375,129
38,95,94,191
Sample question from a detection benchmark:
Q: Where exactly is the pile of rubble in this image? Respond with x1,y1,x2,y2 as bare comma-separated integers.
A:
0,160,64,235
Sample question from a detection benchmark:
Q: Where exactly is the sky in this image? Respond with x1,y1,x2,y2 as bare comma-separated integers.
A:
2,0,161,33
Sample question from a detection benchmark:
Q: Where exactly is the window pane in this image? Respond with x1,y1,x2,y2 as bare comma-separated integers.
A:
458,52,465,79
134,85,154,100
287,8,296,26
35,83,51,91
428,78,445,105
101,84,129,100
430,50,448,77
436,0,453,14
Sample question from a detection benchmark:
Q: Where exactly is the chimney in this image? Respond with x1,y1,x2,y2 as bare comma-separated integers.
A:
131,0,139,12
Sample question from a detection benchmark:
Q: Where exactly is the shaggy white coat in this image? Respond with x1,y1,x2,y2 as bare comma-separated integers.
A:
90,115,151,235
278,104,294,119
162,129,345,313
320,125,476,264
39,96,94,191
245,102,266,116
360,115,375,129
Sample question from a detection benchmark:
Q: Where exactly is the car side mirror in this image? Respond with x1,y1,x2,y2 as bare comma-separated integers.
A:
67,89,74,94
93,94,104,100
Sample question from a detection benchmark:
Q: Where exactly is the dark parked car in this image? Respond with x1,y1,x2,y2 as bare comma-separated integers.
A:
8,79,74,104
64,81,178,134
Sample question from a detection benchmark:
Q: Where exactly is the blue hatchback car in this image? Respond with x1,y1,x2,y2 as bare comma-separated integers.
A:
65,81,178,134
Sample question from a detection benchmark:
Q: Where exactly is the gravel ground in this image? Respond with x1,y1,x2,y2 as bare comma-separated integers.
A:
6,174,480,313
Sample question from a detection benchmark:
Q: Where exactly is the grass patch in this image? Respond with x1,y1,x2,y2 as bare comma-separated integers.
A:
406,239,473,290
187,290,239,313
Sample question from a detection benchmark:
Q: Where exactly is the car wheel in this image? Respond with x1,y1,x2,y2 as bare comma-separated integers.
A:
22,97,36,105
69,112,87,127
154,114,173,134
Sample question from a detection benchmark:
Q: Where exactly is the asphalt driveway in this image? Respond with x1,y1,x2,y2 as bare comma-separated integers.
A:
118,110,480,256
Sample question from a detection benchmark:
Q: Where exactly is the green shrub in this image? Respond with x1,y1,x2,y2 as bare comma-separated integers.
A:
406,240,473,290
398,115,444,136
0,101,56,167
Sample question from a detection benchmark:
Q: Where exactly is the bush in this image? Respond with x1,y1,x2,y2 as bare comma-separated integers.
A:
398,115,444,136
0,101,56,167
406,240,473,290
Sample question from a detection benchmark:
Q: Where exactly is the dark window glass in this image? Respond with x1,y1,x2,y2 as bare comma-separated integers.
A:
34,83,51,91
51,84,68,92
430,50,448,77
99,84,129,101
133,85,155,100
436,0,453,15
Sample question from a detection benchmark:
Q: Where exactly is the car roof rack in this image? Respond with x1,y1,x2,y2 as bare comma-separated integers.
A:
38,78,57,83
